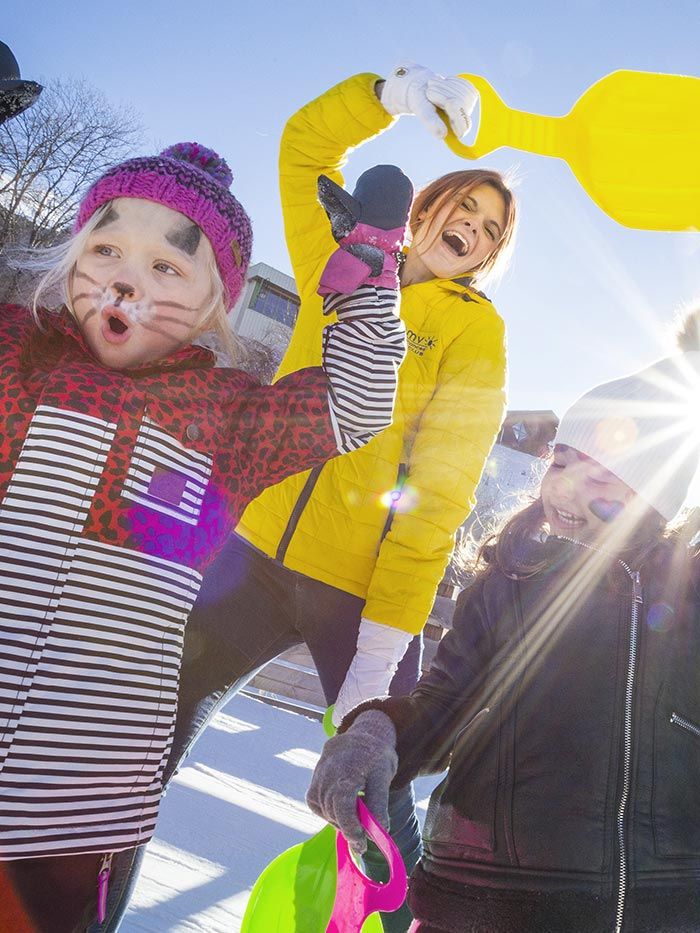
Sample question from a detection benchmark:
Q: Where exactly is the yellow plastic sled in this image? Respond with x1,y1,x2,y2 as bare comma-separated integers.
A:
444,70,700,232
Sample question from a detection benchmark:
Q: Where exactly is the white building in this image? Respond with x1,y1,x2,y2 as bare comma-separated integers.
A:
228,261,299,352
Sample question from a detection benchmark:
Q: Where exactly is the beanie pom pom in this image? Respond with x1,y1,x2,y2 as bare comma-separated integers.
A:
161,142,233,189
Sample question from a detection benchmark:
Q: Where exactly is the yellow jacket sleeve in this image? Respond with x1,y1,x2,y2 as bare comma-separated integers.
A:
363,308,507,633
275,73,395,378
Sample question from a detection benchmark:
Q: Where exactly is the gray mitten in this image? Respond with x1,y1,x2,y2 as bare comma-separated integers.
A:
307,710,398,854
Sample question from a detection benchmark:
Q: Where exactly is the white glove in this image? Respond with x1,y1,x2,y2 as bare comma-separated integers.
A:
332,618,413,727
379,60,478,140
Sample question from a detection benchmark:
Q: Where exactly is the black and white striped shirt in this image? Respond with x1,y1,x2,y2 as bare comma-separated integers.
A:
323,284,406,453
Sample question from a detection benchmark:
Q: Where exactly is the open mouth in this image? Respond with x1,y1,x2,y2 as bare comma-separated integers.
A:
100,307,132,344
442,230,469,257
552,506,586,530
108,315,128,335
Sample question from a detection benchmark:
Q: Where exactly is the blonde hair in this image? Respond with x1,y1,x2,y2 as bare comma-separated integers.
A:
29,200,239,364
409,169,518,290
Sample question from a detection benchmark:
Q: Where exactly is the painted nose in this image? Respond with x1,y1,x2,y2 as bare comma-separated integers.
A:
112,281,136,304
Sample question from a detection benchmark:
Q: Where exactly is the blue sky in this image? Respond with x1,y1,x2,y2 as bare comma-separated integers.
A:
4,0,700,419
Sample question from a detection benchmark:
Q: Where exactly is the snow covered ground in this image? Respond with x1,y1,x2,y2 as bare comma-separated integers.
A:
121,694,442,932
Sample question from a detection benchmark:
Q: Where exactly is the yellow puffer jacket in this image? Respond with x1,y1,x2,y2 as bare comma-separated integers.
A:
237,73,507,634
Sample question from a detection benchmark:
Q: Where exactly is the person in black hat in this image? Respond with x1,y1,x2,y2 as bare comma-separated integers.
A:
0,40,42,124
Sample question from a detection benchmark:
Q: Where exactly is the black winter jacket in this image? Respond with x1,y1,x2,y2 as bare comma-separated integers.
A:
346,536,700,931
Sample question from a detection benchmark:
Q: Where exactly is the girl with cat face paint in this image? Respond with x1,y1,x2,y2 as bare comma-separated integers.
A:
0,142,410,930
308,310,700,932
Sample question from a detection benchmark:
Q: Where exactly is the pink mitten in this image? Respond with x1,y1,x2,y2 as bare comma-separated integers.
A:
317,165,414,295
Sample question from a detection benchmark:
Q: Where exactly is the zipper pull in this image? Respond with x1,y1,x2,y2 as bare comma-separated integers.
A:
632,571,643,604
97,852,113,924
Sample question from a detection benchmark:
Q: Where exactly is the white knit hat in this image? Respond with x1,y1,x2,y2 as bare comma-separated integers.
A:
555,352,700,520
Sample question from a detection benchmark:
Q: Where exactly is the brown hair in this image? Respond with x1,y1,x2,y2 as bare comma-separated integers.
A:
477,492,690,584
483,498,549,579
409,169,517,285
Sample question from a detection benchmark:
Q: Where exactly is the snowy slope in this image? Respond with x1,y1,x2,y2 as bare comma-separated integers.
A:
121,694,442,932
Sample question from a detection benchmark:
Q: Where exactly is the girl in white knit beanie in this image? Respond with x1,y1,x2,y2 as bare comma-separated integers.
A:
307,309,700,933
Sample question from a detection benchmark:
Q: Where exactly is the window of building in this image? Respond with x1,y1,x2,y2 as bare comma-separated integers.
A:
250,280,299,327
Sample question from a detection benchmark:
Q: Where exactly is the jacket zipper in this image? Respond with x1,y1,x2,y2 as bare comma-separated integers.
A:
553,536,642,933
377,462,407,551
614,566,641,933
97,852,113,923
670,711,700,739
275,463,324,562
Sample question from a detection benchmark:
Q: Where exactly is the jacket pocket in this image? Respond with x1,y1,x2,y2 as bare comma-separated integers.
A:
423,709,497,859
122,409,213,527
423,794,495,856
670,711,700,740
652,698,700,857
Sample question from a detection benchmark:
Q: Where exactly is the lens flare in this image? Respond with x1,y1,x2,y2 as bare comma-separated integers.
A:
594,416,637,455
379,484,418,513
646,602,674,632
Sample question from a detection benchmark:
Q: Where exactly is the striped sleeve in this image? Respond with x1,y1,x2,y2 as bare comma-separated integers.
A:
321,284,406,454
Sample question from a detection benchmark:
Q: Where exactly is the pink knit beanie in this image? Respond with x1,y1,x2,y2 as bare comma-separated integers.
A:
75,142,252,309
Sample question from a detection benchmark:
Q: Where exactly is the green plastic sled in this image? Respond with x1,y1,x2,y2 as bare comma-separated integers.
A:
240,821,383,932
240,707,384,932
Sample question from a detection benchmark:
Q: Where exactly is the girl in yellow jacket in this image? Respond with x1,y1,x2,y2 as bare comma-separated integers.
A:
100,63,518,933
233,61,516,723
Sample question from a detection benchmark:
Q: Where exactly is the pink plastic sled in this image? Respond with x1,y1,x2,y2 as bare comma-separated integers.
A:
326,796,407,932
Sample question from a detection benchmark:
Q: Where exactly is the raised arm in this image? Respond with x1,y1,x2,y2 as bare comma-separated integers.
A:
237,164,412,496
275,73,395,377
276,64,478,377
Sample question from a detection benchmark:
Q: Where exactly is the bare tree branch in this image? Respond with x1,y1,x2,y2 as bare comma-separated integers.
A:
0,77,142,299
